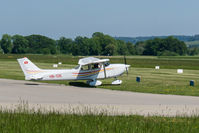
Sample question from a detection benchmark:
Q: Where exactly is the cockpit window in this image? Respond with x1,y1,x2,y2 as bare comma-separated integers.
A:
91,63,101,69
81,65,90,70
80,64,102,70
74,65,80,69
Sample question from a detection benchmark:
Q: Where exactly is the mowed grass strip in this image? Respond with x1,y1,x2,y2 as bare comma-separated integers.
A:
2,54,199,69
0,109,199,133
100,68,199,96
0,58,199,96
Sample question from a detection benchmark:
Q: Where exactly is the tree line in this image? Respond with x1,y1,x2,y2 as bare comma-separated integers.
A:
115,34,199,44
0,32,195,56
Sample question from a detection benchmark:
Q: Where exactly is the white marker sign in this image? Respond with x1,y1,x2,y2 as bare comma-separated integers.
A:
155,66,160,69
177,69,183,74
53,64,58,68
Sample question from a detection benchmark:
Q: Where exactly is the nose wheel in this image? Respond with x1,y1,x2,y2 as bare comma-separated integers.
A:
112,77,122,85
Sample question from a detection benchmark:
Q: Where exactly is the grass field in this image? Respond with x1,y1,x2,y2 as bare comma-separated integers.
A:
1,54,199,132
0,108,199,133
1,54,199,96
2,54,199,69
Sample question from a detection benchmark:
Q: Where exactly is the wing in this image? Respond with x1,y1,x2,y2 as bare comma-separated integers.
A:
78,57,109,65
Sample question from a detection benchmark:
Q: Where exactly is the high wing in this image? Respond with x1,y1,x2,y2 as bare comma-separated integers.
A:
78,57,109,65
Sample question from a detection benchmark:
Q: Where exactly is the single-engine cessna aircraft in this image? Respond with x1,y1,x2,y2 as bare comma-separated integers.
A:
17,57,130,86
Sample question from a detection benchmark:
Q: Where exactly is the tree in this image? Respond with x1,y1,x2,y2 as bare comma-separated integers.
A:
74,36,90,55
92,32,117,55
143,38,161,55
117,40,128,55
0,40,3,54
0,40,2,54
135,42,145,55
12,35,29,54
104,44,117,56
0,33,189,56
58,37,73,54
126,42,136,55
25,35,57,54
163,36,187,55
92,32,104,38
188,48,199,56
0,34,13,53
71,43,80,56
0,48,3,54
143,37,187,56
88,38,101,55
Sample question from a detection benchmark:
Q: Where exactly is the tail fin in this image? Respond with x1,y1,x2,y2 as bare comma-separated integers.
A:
17,57,42,80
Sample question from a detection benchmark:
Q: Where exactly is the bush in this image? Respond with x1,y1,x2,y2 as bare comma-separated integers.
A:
157,50,179,56
0,48,4,54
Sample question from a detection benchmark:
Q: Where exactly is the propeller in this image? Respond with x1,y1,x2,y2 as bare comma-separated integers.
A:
124,55,129,75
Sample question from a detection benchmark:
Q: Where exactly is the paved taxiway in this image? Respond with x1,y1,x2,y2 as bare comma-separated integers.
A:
0,78,199,116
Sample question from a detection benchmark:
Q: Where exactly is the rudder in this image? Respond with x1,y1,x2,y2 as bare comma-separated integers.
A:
17,57,41,78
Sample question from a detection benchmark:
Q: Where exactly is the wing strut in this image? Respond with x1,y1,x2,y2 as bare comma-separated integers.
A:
103,63,107,78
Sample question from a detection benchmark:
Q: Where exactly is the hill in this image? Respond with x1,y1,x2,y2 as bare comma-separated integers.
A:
115,35,199,44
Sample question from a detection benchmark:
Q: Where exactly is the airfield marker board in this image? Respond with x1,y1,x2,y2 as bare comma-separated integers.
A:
53,64,58,68
177,69,183,74
155,66,160,69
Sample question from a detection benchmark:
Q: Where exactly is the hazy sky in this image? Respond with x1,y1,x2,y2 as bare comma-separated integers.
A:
0,0,199,39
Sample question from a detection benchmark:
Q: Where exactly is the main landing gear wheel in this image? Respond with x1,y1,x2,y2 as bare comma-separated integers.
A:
87,80,102,86
112,77,122,85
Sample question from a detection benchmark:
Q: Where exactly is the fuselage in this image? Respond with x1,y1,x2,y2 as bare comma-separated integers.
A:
26,64,128,81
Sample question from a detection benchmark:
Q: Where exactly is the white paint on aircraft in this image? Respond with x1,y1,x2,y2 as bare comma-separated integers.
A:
17,57,130,86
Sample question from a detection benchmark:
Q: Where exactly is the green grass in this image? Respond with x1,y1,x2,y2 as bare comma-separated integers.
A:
1,54,199,132
100,68,199,96
0,108,199,133
1,54,199,96
2,54,199,69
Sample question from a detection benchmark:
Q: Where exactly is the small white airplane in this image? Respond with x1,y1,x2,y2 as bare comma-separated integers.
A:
17,57,130,86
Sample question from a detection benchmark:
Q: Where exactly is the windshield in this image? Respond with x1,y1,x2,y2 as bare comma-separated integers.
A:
74,65,80,69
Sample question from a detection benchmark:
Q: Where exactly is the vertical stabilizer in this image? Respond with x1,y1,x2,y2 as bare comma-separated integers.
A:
17,57,42,80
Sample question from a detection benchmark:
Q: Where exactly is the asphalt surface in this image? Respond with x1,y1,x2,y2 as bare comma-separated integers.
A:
0,78,199,116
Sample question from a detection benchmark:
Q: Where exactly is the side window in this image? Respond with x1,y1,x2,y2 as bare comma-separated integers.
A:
81,65,90,70
104,62,110,67
91,63,101,70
